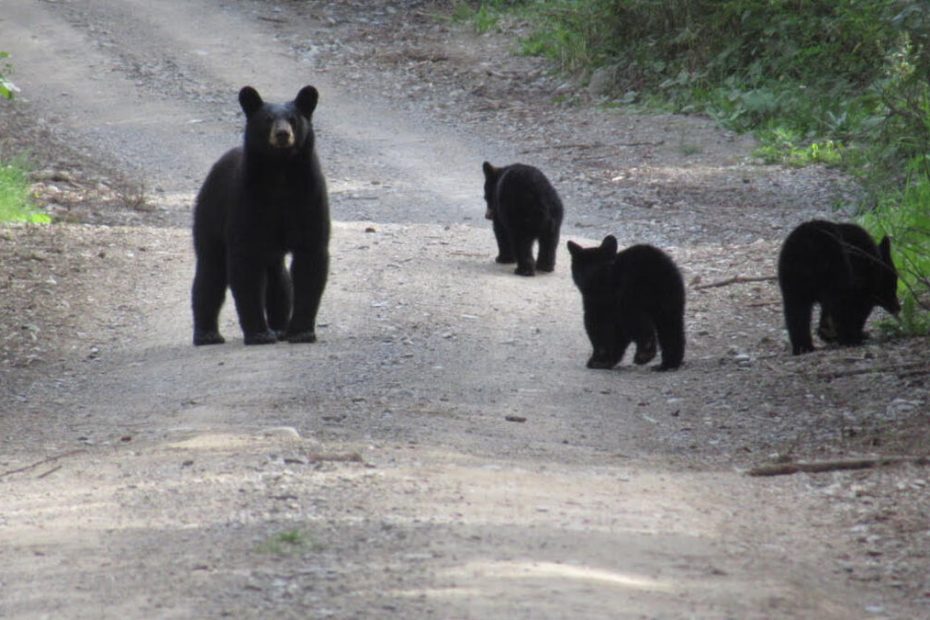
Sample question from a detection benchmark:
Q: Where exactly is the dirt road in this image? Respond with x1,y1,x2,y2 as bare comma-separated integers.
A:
1,1,928,618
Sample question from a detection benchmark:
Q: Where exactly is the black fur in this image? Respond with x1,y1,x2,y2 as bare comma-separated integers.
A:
568,235,686,371
482,161,564,276
191,85,330,345
777,219,900,355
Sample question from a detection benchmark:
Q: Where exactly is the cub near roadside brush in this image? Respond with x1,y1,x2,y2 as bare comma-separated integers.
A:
191,85,331,346
482,161,564,276
568,235,686,371
777,219,900,355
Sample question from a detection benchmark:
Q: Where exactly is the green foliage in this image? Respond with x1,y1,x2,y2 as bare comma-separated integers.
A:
860,168,930,336
0,159,50,224
754,128,844,167
0,51,18,100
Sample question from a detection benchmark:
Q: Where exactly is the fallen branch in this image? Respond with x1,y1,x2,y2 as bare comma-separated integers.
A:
748,455,930,477
815,362,929,380
36,465,62,479
694,275,777,290
0,449,86,479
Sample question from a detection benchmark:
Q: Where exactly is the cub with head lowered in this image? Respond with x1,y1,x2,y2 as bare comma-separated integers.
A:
568,235,685,371
777,219,899,355
192,85,330,346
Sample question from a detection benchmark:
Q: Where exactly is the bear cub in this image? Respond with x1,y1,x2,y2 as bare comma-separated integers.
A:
482,161,564,276
567,235,686,371
191,85,330,346
777,219,900,355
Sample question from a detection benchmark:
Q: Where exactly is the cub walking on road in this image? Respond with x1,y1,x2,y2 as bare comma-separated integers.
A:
568,235,686,371
482,161,564,276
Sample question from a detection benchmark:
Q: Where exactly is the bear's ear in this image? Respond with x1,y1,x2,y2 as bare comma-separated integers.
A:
239,86,264,118
879,235,893,263
482,161,497,179
295,86,319,118
566,240,582,257
601,235,618,255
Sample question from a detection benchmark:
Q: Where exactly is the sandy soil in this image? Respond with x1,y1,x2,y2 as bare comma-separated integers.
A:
0,1,928,618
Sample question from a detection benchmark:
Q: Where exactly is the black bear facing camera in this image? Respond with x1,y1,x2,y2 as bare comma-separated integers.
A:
777,219,900,355
482,161,564,276
568,235,686,371
191,85,330,346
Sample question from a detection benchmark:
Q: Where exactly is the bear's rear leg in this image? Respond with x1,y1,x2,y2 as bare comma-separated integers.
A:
512,234,537,277
653,311,685,371
536,227,560,273
817,310,838,343
633,333,657,365
622,312,657,365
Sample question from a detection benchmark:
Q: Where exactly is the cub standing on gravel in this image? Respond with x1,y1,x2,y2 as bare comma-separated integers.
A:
777,219,900,355
482,161,564,276
568,235,686,371
191,85,330,346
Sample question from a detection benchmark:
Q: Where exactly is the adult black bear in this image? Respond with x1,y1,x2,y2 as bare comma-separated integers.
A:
777,220,900,355
567,235,685,371
191,85,330,345
482,161,564,276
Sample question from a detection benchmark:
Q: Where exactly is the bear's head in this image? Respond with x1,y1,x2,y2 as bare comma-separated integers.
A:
875,236,901,316
566,235,618,292
481,161,501,220
239,85,319,158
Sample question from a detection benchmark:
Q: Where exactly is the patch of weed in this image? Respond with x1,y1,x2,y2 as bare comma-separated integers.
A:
0,159,50,224
256,528,321,556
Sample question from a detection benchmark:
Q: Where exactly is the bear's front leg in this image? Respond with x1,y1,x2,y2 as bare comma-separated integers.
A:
265,259,294,338
512,233,537,277
286,247,329,343
833,300,872,346
191,251,228,346
583,309,622,369
229,256,277,345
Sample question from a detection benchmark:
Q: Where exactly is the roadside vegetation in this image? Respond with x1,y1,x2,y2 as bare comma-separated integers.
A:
0,52,49,224
0,158,49,224
453,0,930,333
0,51,17,100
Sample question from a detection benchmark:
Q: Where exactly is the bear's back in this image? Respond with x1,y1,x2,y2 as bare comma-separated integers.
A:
612,244,684,312
495,164,563,220
779,220,875,294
